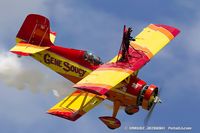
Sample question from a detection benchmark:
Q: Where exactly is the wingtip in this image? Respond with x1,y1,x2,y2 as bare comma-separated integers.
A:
154,24,180,37
47,109,80,121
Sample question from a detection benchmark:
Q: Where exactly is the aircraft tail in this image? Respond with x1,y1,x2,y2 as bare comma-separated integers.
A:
10,14,103,83
10,14,56,56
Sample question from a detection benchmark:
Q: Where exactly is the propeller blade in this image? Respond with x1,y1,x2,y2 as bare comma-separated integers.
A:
144,96,161,126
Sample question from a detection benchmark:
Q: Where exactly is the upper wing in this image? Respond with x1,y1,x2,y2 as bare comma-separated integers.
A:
131,24,180,59
47,90,106,121
73,63,138,95
110,24,180,62
74,24,180,95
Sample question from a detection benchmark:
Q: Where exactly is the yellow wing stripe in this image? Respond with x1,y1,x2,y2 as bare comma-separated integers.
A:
49,90,105,110
48,90,105,121
74,83,112,89
74,69,132,88
148,24,174,40
135,25,171,56
110,24,178,62
96,67,133,74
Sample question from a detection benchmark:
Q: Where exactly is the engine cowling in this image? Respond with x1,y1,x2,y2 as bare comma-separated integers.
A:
139,84,158,110
125,77,159,111
126,78,147,96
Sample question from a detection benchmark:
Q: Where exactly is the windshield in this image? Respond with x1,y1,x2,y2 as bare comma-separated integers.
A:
84,51,103,65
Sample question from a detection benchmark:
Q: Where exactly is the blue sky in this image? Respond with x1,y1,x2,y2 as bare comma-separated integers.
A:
0,0,200,133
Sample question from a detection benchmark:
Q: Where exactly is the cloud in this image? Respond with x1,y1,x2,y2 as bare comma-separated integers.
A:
0,0,73,96
0,50,74,132
0,50,73,95
184,17,200,55
175,1,200,11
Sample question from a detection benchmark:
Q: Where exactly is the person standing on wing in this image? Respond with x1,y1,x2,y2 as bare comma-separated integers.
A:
120,26,135,61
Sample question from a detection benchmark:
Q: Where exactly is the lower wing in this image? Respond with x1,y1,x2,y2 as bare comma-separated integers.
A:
47,90,106,121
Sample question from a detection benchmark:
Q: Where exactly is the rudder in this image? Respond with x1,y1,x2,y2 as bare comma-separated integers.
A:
11,14,56,56
16,14,54,46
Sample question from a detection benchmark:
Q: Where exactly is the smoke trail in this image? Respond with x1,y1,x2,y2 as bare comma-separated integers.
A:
0,51,73,97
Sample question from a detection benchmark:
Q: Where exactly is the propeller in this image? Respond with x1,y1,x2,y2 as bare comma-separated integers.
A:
144,88,162,127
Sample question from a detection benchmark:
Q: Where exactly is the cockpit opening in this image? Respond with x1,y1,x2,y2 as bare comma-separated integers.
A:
84,51,103,65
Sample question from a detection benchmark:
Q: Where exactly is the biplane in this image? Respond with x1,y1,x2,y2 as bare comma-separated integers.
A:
10,14,180,129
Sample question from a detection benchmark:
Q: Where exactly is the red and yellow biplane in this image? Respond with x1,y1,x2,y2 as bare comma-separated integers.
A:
10,14,180,129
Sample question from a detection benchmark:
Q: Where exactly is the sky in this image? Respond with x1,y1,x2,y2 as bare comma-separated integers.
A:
0,0,200,133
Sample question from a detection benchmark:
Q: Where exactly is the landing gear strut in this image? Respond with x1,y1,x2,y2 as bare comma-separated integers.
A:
99,100,121,129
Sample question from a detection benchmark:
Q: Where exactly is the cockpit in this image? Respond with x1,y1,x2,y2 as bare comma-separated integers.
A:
84,51,103,65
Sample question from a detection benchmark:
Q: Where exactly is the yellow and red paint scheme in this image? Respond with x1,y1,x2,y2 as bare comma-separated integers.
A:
47,90,106,121
10,14,180,129
31,47,95,83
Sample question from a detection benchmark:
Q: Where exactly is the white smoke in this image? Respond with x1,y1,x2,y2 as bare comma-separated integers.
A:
0,51,73,98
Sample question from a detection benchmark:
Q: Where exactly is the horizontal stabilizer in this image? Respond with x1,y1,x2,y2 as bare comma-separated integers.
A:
10,42,50,56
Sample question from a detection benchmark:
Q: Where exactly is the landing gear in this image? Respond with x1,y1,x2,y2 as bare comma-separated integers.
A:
99,116,121,130
125,106,139,115
107,126,115,130
99,100,121,130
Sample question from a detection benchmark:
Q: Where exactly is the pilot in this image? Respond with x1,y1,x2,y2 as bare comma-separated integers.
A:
93,55,103,65
84,51,102,65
